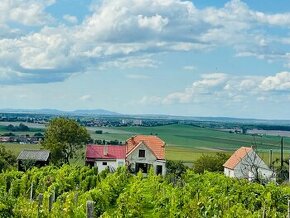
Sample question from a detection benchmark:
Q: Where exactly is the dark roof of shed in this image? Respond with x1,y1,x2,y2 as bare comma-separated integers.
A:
17,150,50,161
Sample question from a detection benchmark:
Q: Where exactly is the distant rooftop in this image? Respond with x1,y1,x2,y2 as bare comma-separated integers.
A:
223,147,253,170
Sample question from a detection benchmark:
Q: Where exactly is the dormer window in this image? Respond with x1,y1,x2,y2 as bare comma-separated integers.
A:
139,149,145,158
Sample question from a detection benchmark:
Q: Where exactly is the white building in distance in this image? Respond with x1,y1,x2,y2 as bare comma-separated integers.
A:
223,147,275,182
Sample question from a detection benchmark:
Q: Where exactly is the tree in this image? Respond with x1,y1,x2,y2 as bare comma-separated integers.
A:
239,149,275,184
0,145,16,171
41,118,91,165
34,132,44,137
166,160,188,178
95,130,103,134
193,153,230,174
18,123,29,131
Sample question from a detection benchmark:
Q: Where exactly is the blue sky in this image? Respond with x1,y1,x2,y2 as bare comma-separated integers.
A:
1,0,290,119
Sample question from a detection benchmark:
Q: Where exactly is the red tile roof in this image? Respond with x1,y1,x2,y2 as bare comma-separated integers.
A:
126,135,165,159
86,145,126,160
223,147,253,170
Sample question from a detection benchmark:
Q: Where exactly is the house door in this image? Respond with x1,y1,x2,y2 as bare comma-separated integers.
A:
156,165,163,175
136,163,149,173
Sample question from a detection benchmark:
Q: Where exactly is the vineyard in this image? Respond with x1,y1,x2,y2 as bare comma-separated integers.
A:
0,165,290,217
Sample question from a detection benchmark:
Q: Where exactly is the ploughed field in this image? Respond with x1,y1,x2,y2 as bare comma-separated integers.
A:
1,123,289,162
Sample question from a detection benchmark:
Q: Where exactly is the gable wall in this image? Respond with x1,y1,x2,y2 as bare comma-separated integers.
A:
127,143,157,163
234,150,274,180
126,143,166,175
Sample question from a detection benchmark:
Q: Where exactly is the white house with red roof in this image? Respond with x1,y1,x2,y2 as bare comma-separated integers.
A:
223,147,274,182
85,135,166,175
125,135,166,176
86,145,126,172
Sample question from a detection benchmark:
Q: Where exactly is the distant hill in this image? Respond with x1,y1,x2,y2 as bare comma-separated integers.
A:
0,108,120,116
71,109,120,116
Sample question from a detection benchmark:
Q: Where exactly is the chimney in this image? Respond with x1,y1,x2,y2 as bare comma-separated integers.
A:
103,144,108,156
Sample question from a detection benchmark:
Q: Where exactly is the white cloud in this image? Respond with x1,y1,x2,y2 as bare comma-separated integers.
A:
142,72,290,106
260,72,290,91
99,55,158,70
0,0,55,26
126,74,150,80
162,73,228,104
183,65,196,71
1,0,290,84
138,14,169,32
63,15,78,24
80,95,92,101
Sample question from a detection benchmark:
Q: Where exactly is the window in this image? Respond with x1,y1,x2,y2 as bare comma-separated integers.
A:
102,162,107,165
139,149,145,158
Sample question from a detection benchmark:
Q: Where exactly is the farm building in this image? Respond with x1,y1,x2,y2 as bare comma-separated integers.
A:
86,145,126,172
223,147,274,182
85,135,166,175
17,150,50,171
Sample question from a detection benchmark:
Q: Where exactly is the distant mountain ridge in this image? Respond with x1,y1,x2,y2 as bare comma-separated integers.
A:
0,108,120,116
0,109,289,125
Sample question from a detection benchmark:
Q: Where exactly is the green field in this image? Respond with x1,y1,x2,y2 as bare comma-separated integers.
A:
1,123,289,163
1,143,41,155
89,124,289,162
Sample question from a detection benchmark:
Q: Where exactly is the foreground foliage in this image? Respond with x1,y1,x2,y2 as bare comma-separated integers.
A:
0,165,290,217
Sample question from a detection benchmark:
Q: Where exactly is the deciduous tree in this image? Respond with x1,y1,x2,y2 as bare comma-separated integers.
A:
193,153,230,174
0,145,16,171
41,118,91,165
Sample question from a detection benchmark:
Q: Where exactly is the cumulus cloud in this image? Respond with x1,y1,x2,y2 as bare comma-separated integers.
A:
63,15,78,24
0,0,55,26
1,0,290,84
162,73,228,104
141,72,290,105
260,72,290,91
138,14,169,32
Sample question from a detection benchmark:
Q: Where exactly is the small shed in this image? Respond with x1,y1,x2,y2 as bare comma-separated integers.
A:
17,150,50,171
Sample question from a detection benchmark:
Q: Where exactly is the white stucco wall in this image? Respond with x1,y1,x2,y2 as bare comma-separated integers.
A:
95,159,125,172
232,150,274,181
126,142,166,176
224,167,235,177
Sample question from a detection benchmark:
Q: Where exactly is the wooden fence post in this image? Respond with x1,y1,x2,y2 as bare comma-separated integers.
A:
48,190,55,212
74,192,79,206
30,183,33,201
288,200,290,218
86,200,94,218
262,208,266,218
38,193,43,215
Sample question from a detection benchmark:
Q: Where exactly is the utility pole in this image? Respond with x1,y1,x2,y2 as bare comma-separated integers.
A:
269,149,273,169
281,137,284,170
